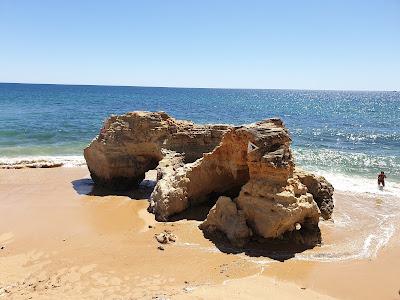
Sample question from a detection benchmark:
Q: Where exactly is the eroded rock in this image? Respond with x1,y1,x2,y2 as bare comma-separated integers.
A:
294,169,334,219
199,196,252,247
85,111,334,247
235,177,320,240
149,118,292,221
84,111,228,190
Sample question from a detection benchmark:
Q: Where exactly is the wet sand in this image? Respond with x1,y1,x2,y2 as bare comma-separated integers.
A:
0,167,399,299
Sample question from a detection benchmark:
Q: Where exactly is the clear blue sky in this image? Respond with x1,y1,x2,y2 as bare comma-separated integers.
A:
0,0,399,90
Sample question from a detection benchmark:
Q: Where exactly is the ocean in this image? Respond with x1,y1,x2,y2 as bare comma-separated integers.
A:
1,83,399,196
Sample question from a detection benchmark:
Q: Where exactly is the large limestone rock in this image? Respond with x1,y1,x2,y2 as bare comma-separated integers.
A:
194,119,320,244
84,111,229,190
85,111,334,247
148,118,293,221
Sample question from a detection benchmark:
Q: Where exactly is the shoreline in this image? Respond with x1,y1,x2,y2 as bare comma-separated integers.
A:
2,155,399,197
1,167,400,299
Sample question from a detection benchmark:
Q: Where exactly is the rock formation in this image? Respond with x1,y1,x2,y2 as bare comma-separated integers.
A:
199,196,252,247
85,111,334,247
84,111,229,190
294,169,334,220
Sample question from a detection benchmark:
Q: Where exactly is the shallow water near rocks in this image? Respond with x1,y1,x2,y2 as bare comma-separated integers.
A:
174,191,400,264
296,191,400,262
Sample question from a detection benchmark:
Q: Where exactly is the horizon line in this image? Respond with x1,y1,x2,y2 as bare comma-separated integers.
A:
0,81,398,93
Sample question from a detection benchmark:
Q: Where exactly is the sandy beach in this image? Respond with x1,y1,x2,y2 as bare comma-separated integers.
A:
2,0,399,298
1,167,399,299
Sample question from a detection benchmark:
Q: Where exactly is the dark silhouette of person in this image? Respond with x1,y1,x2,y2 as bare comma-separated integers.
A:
378,171,387,187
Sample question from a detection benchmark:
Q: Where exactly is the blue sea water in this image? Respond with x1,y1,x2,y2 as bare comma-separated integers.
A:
1,83,399,194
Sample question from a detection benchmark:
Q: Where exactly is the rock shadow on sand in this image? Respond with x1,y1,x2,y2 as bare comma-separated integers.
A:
169,200,217,222
201,228,322,262
71,178,156,200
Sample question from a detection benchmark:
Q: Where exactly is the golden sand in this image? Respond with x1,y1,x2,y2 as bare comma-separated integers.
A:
0,167,399,299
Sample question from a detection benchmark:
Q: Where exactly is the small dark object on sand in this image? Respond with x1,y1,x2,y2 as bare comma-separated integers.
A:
157,245,165,251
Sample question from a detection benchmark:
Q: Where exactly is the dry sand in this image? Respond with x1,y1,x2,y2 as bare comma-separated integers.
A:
0,167,399,299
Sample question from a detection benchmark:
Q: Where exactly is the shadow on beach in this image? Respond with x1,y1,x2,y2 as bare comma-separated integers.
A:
71,178,155,200
72,177,321,262
202,228,322,262
169,199,217,222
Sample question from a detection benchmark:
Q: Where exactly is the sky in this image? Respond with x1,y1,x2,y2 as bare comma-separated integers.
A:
0,0,399,90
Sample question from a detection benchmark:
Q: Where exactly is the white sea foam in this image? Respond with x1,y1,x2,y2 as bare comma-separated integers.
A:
295,221,396,262
308,169,400,197
293,178,400,263
0,155,86,168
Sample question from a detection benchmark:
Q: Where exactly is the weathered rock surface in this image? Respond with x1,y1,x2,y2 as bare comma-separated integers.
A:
235,177,320,240
155,230,176,244
149,118,293,221
199,196,252,247
85,111,334,247
84,111,229,190
294,169,334,220
196,119,320,244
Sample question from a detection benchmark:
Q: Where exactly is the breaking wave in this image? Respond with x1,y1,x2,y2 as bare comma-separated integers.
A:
0,155,86,169
313,170,400,197
294,147,400,197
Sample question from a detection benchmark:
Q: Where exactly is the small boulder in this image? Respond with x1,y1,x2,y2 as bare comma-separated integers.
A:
155,231,176,244
235,177,320,240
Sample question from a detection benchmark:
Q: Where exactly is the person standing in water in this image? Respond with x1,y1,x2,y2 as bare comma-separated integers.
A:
378,171,387,187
